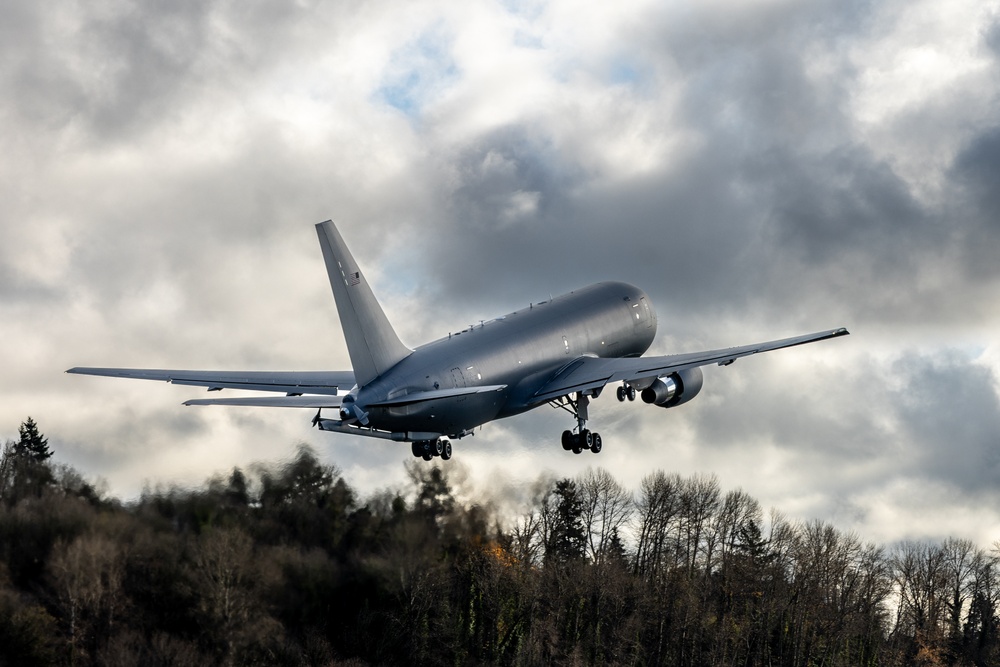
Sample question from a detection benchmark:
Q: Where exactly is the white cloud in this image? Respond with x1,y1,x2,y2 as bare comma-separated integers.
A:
1,0,998,550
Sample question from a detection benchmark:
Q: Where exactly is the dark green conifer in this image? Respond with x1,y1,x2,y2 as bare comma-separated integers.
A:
16,417,51,462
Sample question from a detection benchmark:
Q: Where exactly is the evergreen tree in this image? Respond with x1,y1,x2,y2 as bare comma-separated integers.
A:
544,478,586,565
3,418,53,503
16,417,51,462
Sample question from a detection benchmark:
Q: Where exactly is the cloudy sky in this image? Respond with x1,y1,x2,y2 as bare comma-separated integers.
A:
2,0,999,546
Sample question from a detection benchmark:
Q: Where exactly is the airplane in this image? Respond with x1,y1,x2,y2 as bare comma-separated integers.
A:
68,221,849,461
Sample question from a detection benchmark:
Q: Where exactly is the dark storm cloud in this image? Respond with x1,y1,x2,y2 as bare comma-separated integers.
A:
403,0,964,339
952,125,1000,231
689,347,1000,494
890,352,1000,491
986,13,1000,56
748,146,931,265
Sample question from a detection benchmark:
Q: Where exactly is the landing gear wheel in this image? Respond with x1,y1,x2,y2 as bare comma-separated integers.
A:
580,429,593,449
411,442,421,457
561,430,574,450
617,386,627,402
591,433,602,454
441,440,453,460
432,439,444,456
572,444,583,454
627,386,637,401
422,453,432,461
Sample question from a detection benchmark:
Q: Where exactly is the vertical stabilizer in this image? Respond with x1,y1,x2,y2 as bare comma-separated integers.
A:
316,221,412,387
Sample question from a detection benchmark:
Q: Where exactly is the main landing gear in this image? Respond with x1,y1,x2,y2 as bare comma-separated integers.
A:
411,438,452,461
562,428,602,454
616,384,637,402
556,391,604,455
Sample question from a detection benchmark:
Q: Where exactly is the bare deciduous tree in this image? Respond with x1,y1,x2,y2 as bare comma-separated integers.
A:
577,467,632,564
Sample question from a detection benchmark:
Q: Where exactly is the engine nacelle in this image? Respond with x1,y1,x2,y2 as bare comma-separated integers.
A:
640,367,704,408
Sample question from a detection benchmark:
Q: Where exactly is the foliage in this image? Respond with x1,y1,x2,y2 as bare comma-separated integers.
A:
0,417,998,666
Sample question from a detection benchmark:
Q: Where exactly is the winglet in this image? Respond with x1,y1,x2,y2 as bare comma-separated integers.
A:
316,221,412,387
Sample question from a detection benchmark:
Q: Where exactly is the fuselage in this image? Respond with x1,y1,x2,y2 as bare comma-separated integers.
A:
352,281,656,437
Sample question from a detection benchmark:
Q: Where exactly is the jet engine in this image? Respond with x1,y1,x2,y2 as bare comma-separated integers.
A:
640,367,704,408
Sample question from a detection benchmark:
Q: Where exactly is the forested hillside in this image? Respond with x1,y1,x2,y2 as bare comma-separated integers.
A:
1,418,997,666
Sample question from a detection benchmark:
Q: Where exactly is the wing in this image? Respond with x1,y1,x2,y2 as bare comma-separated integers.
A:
184,395,345,408
529,327,849,404
66,368,355,396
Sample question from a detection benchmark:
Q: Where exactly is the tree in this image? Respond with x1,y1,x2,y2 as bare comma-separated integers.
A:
543,479,586,565
0,440,14,500
633,470,683,580
16,417,52,462
578,467,633,564
48,533,127,659
2,418,54,504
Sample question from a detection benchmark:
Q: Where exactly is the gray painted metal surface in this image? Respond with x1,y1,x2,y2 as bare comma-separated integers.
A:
67,221,849,455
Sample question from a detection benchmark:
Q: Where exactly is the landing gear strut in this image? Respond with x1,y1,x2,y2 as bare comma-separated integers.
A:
556,391,603,454
411,438,452,461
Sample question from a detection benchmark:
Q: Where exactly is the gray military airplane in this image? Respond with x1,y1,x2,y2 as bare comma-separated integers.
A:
68,221,848,461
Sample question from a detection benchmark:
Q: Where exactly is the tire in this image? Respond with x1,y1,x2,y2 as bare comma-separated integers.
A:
591,433,602,454
561,430,574,450
441,440,453,460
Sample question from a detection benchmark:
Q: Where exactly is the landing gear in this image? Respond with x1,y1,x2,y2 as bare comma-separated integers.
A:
616,384,637,402
564,428,600,454
555,392,604,454
411,438,453,461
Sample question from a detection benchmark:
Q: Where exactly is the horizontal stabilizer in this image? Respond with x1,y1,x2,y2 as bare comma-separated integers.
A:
66,368,355,395
184,395,345,408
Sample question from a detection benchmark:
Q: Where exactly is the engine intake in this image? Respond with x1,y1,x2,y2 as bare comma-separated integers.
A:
640,367,704,408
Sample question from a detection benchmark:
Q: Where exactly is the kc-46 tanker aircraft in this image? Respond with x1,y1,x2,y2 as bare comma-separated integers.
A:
69,221,848,461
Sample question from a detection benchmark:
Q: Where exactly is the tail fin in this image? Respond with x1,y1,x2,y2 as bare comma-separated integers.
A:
316,221,412,387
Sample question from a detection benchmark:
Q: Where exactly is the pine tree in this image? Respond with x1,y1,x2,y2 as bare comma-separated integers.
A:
4,418,54,503
16,417,51,462
544,479,586,565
